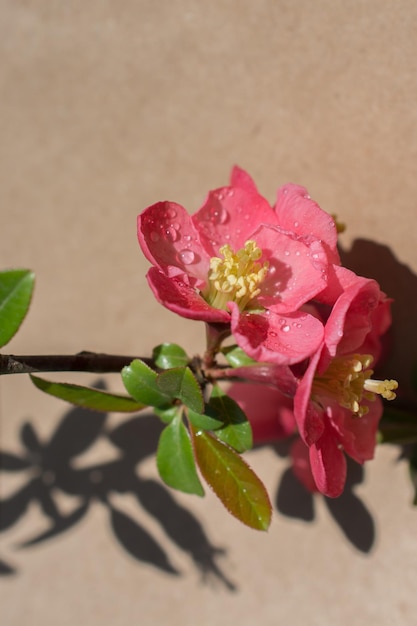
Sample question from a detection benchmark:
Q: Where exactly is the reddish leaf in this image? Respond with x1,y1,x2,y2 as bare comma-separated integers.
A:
191,428,272,530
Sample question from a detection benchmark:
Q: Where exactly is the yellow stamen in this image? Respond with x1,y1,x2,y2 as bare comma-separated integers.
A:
363,378,398,401
204,240,269,312
312,354,398,417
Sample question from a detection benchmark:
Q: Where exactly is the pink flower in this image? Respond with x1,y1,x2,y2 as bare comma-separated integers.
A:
138,167,338,364
227,382,296,445
293,268,398,497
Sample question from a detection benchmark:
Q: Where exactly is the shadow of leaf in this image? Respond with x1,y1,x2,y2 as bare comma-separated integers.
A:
109,504,179,576
21,422,42,454
135,477,236,590
0,452,31,471
18,502,90,548
46,408,107,463
0,483,33,531
108,413,164,461
0,557,17,576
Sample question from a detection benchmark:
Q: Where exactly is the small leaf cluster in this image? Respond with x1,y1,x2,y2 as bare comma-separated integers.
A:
121,344,271,531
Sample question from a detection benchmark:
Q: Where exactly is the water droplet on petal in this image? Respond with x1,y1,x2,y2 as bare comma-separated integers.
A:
281,325,290,333
165,227,180,242
166,207,177,219
172,222,180,231
178,249,195,265
202,205,229,225
150,231,160,242
215,206,229,224
284,250,290,256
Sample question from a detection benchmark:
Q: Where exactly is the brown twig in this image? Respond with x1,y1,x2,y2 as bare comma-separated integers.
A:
0,351,154,376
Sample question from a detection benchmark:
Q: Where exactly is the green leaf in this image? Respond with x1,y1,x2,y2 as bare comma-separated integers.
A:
187,405,224,431
121,359,172,407
208,385,253,452
152,343,188,369
191,428,272,530
222,345,255,368
30,375,145,413
378,407,417,444
157,367,204,414
154,405,180,424
157,412,204,496
0,269,35,348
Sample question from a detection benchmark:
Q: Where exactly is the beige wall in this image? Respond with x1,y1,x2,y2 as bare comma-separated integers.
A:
1,2,416,624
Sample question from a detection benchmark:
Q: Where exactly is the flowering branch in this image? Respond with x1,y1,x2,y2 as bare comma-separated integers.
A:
1,166,411,532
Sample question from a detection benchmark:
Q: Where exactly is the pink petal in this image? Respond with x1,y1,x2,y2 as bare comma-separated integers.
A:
229,165,259,194
359,295,393,363
309,426,347,497
323,274,381,365
293,349,326,446
253,225,329,313
230,305,324,366
138,201,209,282
290,438,319,493
193,185,277,257
274,184,340,264
147,267,230,323
230,363,298,397
330,399,382,464
227,383,296,444
316,265,357,305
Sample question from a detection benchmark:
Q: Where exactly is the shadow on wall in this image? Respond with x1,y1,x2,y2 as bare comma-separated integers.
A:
0,398,236,590
273,441,375,553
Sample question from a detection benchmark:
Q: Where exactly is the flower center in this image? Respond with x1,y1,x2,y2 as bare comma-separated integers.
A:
312,354,398,417
204,240,269,312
